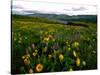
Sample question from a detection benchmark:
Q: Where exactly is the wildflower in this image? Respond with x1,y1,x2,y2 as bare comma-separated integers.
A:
48,54,52,58
29,68,33,74
32,52,37,57
59,54,64,61
26,54,30,59
24,58,30,65
72,42,79,48
18,40,21,43
69,68,73,71
76,57,80,66
22,55,25,59
35,50,38,53
48,35,54,41
82,61,86,66
68,47,71,51
40,31,43,34
48,35,53,38
22,54,30,59
73,50,77,57
14,38,17,41
66,41,69,44
36,64,43,72
19,37,22,40
43,37,49,42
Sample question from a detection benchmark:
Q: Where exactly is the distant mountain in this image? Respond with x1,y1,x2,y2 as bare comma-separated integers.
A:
26,13,97,23
12,12,97,23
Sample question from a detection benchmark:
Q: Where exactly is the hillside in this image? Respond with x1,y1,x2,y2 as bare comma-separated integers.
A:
12,15,97,74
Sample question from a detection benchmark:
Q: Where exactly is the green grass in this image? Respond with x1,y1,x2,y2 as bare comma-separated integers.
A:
12,15,97,74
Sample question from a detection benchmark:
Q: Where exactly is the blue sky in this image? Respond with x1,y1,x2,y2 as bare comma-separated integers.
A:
12,0,97,15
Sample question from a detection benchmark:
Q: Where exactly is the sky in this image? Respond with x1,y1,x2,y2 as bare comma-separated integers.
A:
12,0,97,15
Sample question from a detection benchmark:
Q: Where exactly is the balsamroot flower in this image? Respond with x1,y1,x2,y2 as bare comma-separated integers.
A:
24,58,30,65
76,57,80,66
43,37,49,42
36,64,43,72
59,54,64,61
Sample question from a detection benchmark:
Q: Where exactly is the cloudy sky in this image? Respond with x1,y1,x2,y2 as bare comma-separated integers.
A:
12,0,97,15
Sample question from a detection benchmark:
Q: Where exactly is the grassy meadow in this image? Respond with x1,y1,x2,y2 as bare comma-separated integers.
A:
11,15,97,74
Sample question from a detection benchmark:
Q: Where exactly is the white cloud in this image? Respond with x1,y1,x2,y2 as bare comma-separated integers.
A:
12,0,97,15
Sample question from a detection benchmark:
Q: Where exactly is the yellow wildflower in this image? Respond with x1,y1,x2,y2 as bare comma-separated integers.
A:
59,54,64,61
24,58,30,65
66,41,69,44
26,54,30,59
18,40,21,43
22,55,25,59
48,54,52,58
29,68,33,74
14,38,17,41
35,50,38,53
76,57,80,66
22,54,30,59
68,47,71,51
73,50,77,57
36,64,43,72
72,42,79,48
48,35,53,39
19,37,22,40
69,68,73,71
40,31,43,34
43,37,49,42
32,52,37,57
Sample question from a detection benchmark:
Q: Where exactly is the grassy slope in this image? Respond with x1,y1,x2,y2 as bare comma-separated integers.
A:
12,15,97,74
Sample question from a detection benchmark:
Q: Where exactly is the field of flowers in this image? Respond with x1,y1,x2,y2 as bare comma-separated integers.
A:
12,15,97,74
